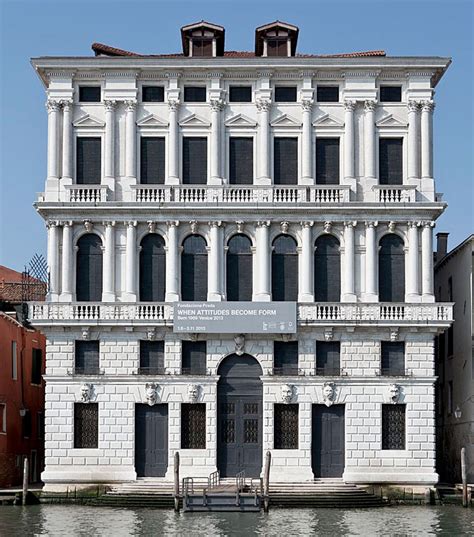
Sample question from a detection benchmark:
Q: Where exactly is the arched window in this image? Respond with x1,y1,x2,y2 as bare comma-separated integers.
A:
314,235,340,302
272,235,298,301
181,235,208,301
76,234,103,301
226,234,252,301
379,234,405,302
139,234,166,301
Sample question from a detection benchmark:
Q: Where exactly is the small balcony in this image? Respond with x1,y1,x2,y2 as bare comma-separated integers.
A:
372,185,417,203
64,185,108,203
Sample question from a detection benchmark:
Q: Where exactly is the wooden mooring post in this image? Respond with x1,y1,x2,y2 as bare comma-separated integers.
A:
174,452,180,512
22,458,29,506
263,450,271,513
461,447,468,507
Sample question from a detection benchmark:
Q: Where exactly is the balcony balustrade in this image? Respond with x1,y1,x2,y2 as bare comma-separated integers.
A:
372,185,417,203
64,185,108,203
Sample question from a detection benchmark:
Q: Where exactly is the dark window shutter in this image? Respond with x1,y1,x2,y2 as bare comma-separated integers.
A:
379,138,403,185
379,234,405,302
272,235,298,301
31,349,43,384
274,138,298,185
79,86,101,102
274,404,299,449
181,235,208,301
181,404,206,448
274,341,298,375
267,39,288,57
314,235,341,302
275,86,297,102
380,86,402,102
184,86,207,102
140,137,165,184
139,340,165,374
142,86,164,102
76,234,103,301
75,341,100,374
382,405,405,449
192,40,213,57
381,342,405,376
74,403,99,448
229,138,253,185
226,234,253,301
316,341,340,375
229,86,252,102
139,234,166,301
77,138,101,184
316,139,340,185
317,86,339,102
182,341,206,375
183,137,207,184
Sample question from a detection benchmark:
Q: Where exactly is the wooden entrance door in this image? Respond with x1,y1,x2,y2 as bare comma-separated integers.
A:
312,405,345,478
135,404,168,477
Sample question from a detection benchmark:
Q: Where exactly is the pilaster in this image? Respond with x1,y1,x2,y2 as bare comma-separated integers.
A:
298,221,314,302
102,221,116,302
60,221,73,302
165,221,180,301
254,220,271,301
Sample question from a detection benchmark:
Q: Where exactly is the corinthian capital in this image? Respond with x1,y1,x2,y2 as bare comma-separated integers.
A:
210,98,225,112
46,99,61,113
60,99,73,111
364,100,377,112
344,99,356,112
104,100,117,112
256,98,272,113
168,99,180,112
124,100,137,112
301,99,314,112
407,100,420,113
421,100,435,113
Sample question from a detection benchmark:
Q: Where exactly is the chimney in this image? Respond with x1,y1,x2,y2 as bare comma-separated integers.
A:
436,232,449,263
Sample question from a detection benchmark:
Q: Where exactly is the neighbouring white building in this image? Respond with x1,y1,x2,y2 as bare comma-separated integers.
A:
30,20,453,490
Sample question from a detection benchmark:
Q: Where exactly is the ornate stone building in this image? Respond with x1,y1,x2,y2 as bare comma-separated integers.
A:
30,20,452,489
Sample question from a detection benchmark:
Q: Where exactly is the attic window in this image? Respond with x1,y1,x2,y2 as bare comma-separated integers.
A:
267,38,289,57
192,38,213,57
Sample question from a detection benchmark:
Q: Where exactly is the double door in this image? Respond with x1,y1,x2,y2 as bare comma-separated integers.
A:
135,404,168,477
312,405,345,478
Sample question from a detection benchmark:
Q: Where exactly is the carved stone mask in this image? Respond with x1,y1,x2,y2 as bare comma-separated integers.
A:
234,334,245,355
281,384,294,404
389,384,401,404
187,384,200,403
145,383,159,406
323,382,336,406
80,383,93,403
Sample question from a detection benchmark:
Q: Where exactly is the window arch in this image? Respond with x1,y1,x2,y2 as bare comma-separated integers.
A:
314,235,340,302
226,234,252,301
379,234,405,302
272,235,298,301
181,235,208,301
139,234,166,301
76,234,103,301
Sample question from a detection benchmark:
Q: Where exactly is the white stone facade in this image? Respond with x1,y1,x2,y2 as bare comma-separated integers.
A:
30,26,453,487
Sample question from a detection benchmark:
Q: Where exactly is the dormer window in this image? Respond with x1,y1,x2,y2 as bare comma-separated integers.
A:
181,21,225,58
255,21,299,57
193,37,213,57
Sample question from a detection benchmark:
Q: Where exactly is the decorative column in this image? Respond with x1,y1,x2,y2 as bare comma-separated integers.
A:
165,221,180,301
299,221,314,301
364,221,378,302
61,100,73,184
421,100,435,201
125,100,137,182
421,221,435,302
343,221,357,302
210,99,224,185
255,221,271,301
407,100,420,182
46,99,61,183
256,99,271,184
104,100,116,194
344,100,356,192
364,100,377,194
407,221,421,301
46,221,60,301
60,221,73,302
102,221,116,302
301,99,314,184
208,221,223,300
167,99,180,184
124,221,137,301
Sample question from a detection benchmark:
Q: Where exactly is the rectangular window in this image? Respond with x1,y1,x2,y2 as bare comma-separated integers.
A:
140,137,165,184
142,86,164,102
380,86,402,103
382,405,405,450
229,137,253,184
74,403,99,448
274,341,298,376
31,349,43,385
76,137,101,184
379,138,403,185
11,341,17,380
192,39,213,57
139,340,165,375
183,137,207,184
37,412,44,440
274,137,298,185
316,138,340,185
267,39,288,57
79,86,101,103
274,86,297,102
184,86,207,102
229,86,252,103
182,341,206,375
75,341,100,375
22,411,32,439
0,404,6,433
181,403,206,448
381,342,405,376
274,404,299,449
316,341,341,376
317,86,339,102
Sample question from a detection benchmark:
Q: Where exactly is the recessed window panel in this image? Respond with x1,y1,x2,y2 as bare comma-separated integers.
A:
79,86,101,103
142,86,164,102
317,86,339,103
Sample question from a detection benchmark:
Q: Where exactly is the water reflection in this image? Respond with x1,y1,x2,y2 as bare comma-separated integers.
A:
0,505,473,536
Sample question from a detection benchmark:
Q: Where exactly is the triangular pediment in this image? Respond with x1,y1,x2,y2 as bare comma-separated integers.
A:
73,114,105,128
312,113,344,128
271,114,302,127
137,113,169,127
179,114,211,127
376,114,407,128
225,113,257,128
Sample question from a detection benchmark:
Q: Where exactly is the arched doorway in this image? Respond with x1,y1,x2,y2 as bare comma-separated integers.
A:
217,354,263,478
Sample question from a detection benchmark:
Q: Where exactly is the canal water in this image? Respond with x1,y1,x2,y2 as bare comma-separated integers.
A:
0,505,473,536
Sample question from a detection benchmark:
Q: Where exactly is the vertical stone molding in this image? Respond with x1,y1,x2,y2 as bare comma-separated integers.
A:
407,100,420,182
124,221,138,301
301,99,314,184
363,100,377,184
125,100,137,182
210,99,225,185
102,221,116,302
208,221,224,300
104,100,117,193
420,100,435,201
421,221,435,302
165,221,180,301
46,99,61,182
46,220,60,300
255,221,271,301
407,221,421,301
299,221,314,302
343,221,357,302
364,221,378,302
167,99,180,184
61,100,73,183
60,221,73,302
256,99,272,184
344,100,356,190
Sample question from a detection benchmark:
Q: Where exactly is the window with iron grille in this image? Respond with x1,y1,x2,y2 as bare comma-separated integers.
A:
79,86,101,102
274,404,298,449
22,411,32,438
382,404,405,450
181,404,206,448
184,86,207,102
379,138,403,185
380,86,402,102
274,341,298,376
274,86,297,102
142,86,164,102
75,341,100,375
316,341,340,376
317,86,339,102
229,86,252,102
31,349,42,385
182,341,206,375
381,342,405,376
74,403,99,448
139,340,165,375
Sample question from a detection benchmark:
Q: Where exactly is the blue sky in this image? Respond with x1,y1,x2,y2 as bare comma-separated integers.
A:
0,0,472,271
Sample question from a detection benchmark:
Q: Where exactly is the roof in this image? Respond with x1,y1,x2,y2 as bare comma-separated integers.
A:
435,234,474,270
0,265,24,283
